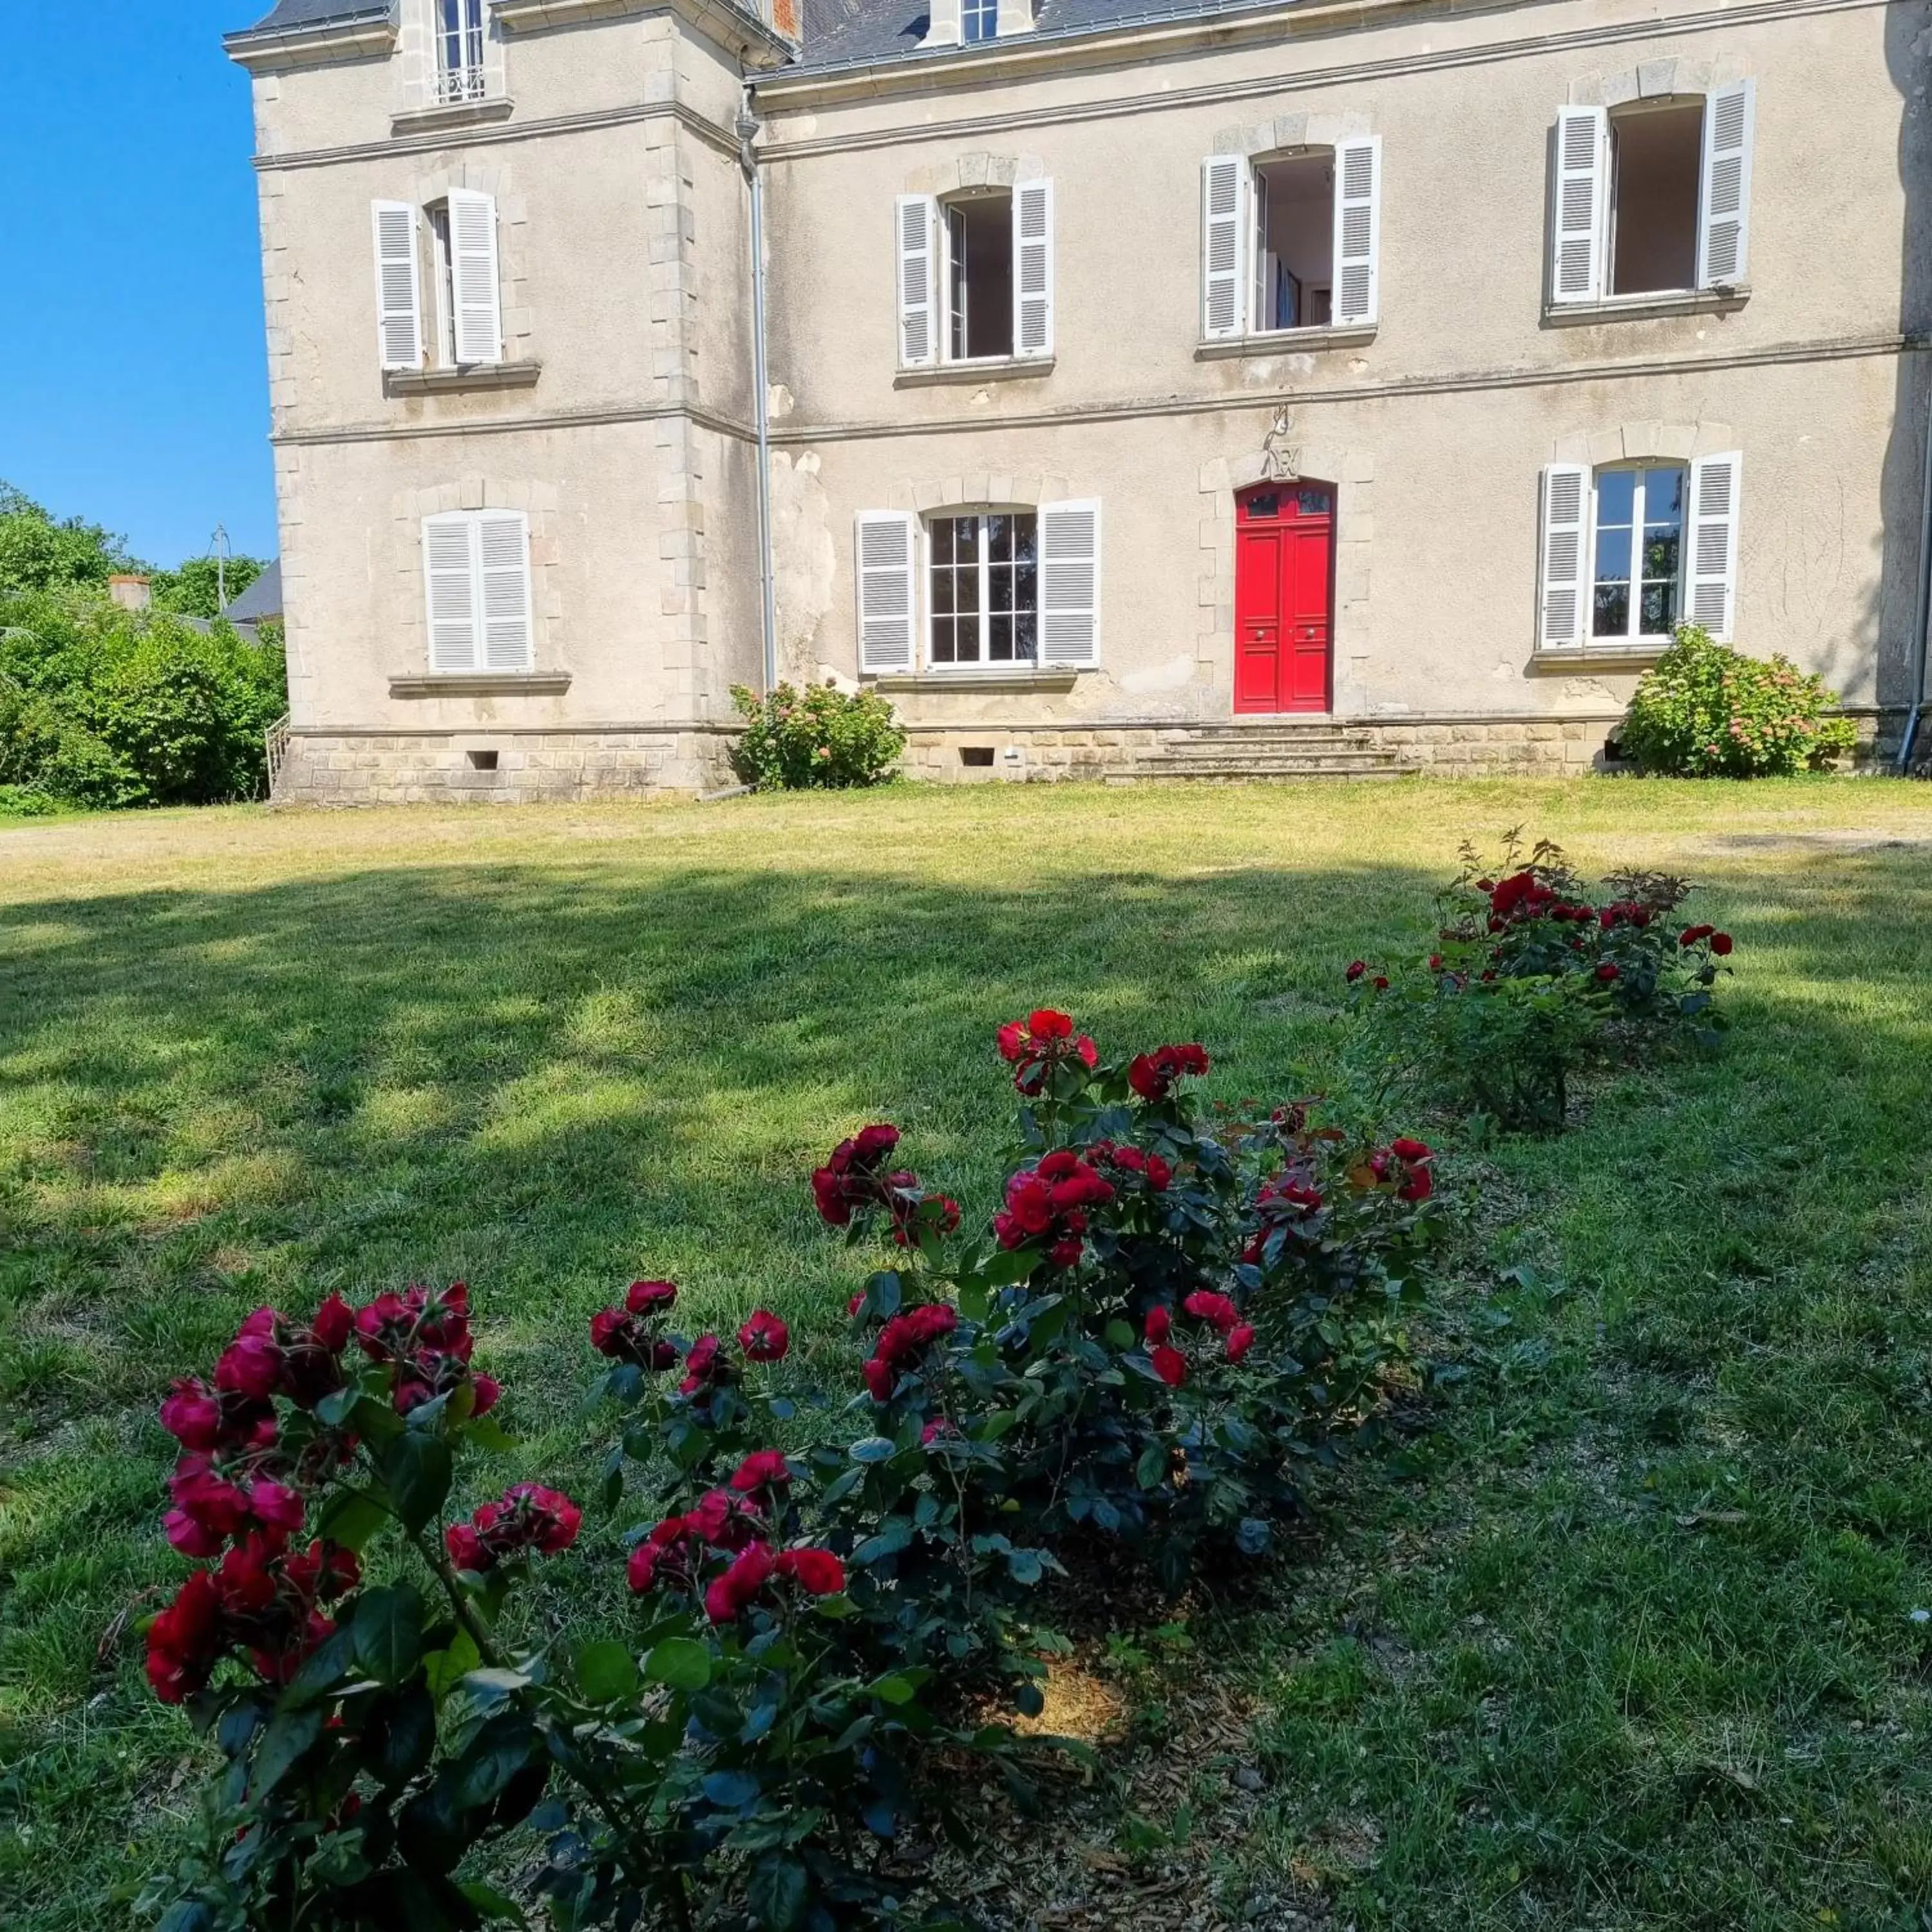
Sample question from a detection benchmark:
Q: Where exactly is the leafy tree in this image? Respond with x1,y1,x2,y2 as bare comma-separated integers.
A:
0,482,134,596
150,553,268,620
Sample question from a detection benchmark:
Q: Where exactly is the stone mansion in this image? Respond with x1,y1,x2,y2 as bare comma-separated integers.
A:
226,0,1931,797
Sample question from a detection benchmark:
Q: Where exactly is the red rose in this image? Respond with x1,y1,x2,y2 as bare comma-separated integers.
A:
1345,961,1367,981
1595,962,1620,982
846,1292,866,1317
310,1294,354,1354
1680,923,1714,947
777,1547,846,1596
705,1542,777,1624
589,1308,627,1356
679,1333,726,1396
1225,1322,1256,1364
1428,954,1443,971
862,1358,895,1403
446,1522,485,1571
626,1279,678,1316
1150,1344,1188,1388
158,1378,223,1452
737,1310,790,1362
1372,976,1389,992
247,1481,305,1536
1144,1305,1172,1345
730,1448,791,1495
469,1372,500,1416
1390,1137,1431,1162
1182,1291,1239,1336
1710,932,1733,956
996,1021,1026,1063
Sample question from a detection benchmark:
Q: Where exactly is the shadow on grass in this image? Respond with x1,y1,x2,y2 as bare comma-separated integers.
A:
1,835,1930,1930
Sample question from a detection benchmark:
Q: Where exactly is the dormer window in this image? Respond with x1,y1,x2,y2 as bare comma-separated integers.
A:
962,0,998,41
437,0,487,104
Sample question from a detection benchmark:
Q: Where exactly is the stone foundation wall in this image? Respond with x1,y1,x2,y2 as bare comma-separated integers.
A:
275,728,740,804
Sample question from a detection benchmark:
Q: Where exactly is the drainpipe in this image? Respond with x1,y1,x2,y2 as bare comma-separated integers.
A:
738,88,779,695
1896,383,1932,773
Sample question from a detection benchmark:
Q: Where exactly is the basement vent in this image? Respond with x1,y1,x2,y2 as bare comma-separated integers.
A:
960,746,996,768
467,749,500,771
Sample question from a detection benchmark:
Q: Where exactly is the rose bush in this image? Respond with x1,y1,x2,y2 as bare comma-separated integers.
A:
138,1013,1441,1932
1344,834,1737,1130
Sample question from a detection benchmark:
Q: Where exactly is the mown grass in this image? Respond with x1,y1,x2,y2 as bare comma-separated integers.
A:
1,777,1929,1930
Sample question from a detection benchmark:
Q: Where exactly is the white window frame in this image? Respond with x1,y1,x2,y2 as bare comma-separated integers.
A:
924,509,1040,670
961,0,997,40
435,0,488,103
1587,463,1690,647
940,188,1015,366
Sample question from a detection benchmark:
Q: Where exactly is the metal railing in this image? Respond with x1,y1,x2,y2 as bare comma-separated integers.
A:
263,714,292,799
435,61,490,104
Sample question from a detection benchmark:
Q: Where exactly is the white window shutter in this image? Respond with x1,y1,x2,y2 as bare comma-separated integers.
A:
1331,137,1381,327
423,514,480,670
1687,453,1743,640
372,200,423,372
448,189,503,366
1038,500,1101,668
895,196,939,369
1013,179,1054,358
1551,107,1607,305
477,511,533,668
1200,156,1247,341
1698,81,1756,288
1251,166,1271,331
855,512,917,673
1537,464,1589,649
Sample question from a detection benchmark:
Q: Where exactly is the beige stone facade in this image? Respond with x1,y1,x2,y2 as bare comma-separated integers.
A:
230,0,1932,798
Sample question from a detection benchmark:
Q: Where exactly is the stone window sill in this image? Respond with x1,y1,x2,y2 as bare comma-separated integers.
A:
1529,647,1665,672
1195,325,1377,359
390,95,514,136
384,362,542,397
895,356,1055,388
1543,285,1750,327
390,672,571,697
871,668,1080,692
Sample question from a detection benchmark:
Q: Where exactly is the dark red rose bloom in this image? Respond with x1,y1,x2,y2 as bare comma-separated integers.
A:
158,1378,225,1453
1490,871,1558,921
1390,1137,1432,1162
1225,1322,1256,1364
446,1482,580,1572
862,1357,895,1403
1150,1344,1188,1388
1710,932,1734,956
1128,1043,1211,1103
813,1125,912,1228
1345,960,1367,981
777,1547,846,1596
737,1311,790,1362
846,1291,866,1317
994,1010,1099,1097
993,1153,1115,1262
1680,923,1715,947
627,1517,695,1594
310,1294,354,1355
1182,1291,1240,1336
864,1302,958,1403
705,1542,777,1624
144,1569,222,1703
679,1333,732,1397
1144,1305,1172,1345
589,1307,626,1355
469,1372,501,1416
1595,961,1620,982
730,1448,791,1495
626,1279,678,1316
1428,954,1444,971
1372,976,1390,992
446,1522,485,1572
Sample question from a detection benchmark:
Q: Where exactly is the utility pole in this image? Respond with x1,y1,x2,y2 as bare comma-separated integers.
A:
212,524,231,614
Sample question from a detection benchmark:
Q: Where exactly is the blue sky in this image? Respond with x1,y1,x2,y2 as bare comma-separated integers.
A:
0,1,278,567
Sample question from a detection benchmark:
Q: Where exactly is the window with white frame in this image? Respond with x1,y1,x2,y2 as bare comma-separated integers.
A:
853,502,1101,675
1538,453,1741,650
1201,140,1379,341
895,182,1054,368
930,513,1037,665
1550,82,1755,305
370,190,503,373
436,0,488,103
421,509,533,671
961,0,998,40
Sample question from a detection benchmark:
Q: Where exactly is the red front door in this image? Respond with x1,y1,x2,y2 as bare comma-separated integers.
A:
1234,481,1334,713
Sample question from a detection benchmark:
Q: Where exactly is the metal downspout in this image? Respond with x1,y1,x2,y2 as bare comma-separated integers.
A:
1896,383,1932,773
739,89,779,695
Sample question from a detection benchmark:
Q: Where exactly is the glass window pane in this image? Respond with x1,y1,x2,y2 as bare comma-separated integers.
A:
1595,470,1635,527
1642,468,1686,526
931,618,956,664
955,619,982,663
1642,530,1681,582
1296,486,1331,515
990,616,1014,661
1016,562,1037,616
1640,580,1678,634
931,519,955,565
1014,515,1037,564
1016,611,1037,659
932,567,954,616
1245,491,1280,520
986,515,1012,562
955,563,980,616
1593,584,1630,637
1593,524,1632,585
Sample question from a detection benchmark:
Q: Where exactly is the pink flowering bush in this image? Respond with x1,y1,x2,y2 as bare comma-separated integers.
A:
1345,834,1738,1130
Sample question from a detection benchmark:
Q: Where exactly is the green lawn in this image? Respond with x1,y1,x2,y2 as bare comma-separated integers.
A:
2,778,1931,1931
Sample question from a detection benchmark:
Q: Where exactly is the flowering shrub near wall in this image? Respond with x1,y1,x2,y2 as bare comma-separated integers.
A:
137,1016,1440,1932
728,682,905,790
1344,835,1736,1131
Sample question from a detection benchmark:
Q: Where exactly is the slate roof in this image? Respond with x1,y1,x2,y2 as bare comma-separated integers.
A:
234,0,393,37
791,0,1291,71
223,561,283,623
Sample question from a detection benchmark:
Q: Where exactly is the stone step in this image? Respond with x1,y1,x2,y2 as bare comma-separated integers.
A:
1146,757,1415,778
1122,766,1417,784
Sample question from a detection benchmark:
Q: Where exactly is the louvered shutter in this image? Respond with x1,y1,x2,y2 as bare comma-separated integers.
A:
895,196,939,369
372,201,423,372
1200,156,1247,341
1038,499,1101,668
448,189,502,366
477,512,533,668
423,514,480,669
1698,81,1755,287
1537,464,1589,649
1686,453,1742,640
1331,137,1381,327
855,512,917,673
1013,179,1054,358
1550,107,1607,305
